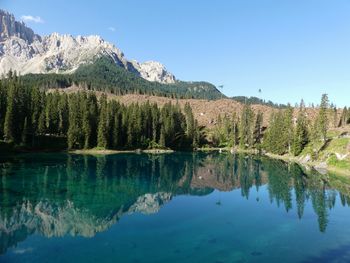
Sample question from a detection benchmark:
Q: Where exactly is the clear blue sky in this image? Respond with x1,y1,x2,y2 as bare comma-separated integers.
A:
3,0,350,107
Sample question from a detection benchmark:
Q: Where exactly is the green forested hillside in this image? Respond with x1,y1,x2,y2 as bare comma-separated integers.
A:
19,57,223,100
0,75,200,151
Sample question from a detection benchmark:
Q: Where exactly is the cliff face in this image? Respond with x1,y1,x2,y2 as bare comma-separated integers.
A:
0,10,40,43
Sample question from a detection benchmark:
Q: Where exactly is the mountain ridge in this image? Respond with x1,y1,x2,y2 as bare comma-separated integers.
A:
0,9,176,84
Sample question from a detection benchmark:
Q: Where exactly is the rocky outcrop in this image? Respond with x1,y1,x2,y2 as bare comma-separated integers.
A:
131,61,176,84
0,9,176,84
0,10,40,43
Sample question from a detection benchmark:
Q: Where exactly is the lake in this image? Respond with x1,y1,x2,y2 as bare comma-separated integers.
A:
1,152,350,263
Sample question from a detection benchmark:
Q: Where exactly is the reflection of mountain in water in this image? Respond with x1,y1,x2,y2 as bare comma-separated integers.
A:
128,192,172,215
1,153,350,254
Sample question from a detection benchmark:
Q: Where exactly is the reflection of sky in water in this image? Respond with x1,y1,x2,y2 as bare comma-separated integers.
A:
1,153,350,263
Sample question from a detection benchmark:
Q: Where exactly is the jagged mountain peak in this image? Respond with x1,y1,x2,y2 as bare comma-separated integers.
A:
131,60,176,83
0,9,176,84
0,9,41,43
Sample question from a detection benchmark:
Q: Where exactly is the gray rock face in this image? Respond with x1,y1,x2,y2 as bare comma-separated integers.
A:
131,61,176,84
0,10,40,43
0,9,176,84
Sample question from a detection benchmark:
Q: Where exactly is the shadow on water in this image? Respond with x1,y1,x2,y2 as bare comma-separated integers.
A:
0,152,349,256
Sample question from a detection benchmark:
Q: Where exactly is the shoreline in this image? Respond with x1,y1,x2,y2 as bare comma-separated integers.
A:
197,147,350,177
69,148,174,155
4,144,350,176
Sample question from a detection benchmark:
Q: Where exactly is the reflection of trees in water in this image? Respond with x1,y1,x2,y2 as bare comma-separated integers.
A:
204,154,350,233
261,158,340,233
0,153,350,254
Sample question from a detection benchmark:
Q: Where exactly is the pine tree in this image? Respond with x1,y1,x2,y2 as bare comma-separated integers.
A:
193,119,200,148
284,105,294,153
67,94,83,149
151,104,159,144
184,102,195,146
292,100,309,156
21,117,28,145
159,125,166,148
112,112,121,149
264,111,287,155
38,110,46,135
3,81,15,142
58,93,69,135
239,104,254,149
82,97,92,149
332,106,338,128
97,94,108,148
253,111,263,146
230,112,239,147
0,81,7,138
339,107,348,127
313,94,329,142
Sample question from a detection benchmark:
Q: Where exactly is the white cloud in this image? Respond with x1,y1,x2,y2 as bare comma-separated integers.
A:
108,26,116,32
21,15,44,24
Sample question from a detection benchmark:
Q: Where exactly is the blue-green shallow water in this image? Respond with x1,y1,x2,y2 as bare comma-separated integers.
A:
1,153,350,263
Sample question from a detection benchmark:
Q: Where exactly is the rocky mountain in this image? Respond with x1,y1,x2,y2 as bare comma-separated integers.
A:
0,10,40,43
0,9,176,84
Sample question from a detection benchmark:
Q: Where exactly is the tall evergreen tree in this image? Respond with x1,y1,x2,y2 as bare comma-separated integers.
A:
264,111,287,155
339,107,348,127
97,94,108,148
313,94,329,142
253,111,263,146
239,104,254,149
284,105,294,153
292,100,309,156
3,81,16,142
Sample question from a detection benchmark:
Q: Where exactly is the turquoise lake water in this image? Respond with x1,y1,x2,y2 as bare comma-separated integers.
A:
1,152,350,263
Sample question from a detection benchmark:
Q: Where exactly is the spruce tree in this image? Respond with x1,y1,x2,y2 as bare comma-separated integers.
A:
292,100,309,156
67,94,83,149
159,125,166,148
184,102,195,145
230,112,239,147
82,97,92,149
332,106,338,128
314,94,329,142
340,107,348,127
3,81,15,142
97,94,108,148
284,105,294,153
253,111,263,146
21,117,28,145
264,111,287,155
239,104,254,149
